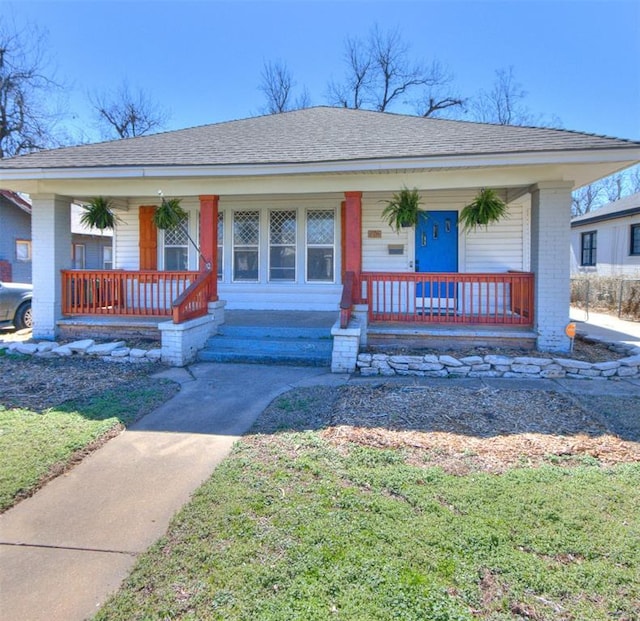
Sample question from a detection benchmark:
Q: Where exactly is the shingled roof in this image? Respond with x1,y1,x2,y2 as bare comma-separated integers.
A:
1,106,638,171
572,191,640,226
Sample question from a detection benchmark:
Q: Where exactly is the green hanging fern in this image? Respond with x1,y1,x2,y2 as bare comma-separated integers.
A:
80,196,118,231
153,197,188,230
459,188,508,233
152,196,210,268
381,186,423,232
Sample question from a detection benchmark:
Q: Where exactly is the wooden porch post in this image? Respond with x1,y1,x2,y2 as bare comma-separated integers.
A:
199,194,219,301
344,191,362,302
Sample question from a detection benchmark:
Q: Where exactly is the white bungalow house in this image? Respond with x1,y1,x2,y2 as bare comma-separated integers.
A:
571,192,640,276
0,107,638,366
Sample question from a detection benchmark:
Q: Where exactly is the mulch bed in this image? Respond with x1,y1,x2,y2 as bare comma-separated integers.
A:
258,383,640,475
327,384,640,473
0,354,162,411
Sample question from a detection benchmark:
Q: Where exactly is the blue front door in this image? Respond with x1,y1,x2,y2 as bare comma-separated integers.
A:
415,211,458,298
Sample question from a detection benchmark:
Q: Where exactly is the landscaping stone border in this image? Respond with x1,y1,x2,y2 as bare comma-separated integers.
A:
356,337,640,380
0,338,162,364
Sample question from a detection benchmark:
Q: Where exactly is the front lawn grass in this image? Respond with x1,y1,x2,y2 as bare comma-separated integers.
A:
95,432,640,620
0,377,178,512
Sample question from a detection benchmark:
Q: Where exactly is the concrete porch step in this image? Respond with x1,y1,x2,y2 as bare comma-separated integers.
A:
197,324,333,367
197,348,331,367
219,325,331,340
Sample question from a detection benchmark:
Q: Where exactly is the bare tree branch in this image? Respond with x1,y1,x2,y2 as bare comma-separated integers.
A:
414,60,465,117
327,36,372,109
327,25,463,117
294,85,311,111
470,66,534,125
90,80,169,139
258,60,311,114
259,60,293,114
469,66,562,129
0,18,62,158
368,26,427,112
572,164,640,215
572,183,605,216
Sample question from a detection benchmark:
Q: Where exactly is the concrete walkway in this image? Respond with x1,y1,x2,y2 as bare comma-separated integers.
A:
570,306,640,348
0,363,346,621
2,354,640,620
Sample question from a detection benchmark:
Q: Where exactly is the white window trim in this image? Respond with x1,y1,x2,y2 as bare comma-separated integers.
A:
16,239,31,262
268,209,297,283
232,210,260,283
217,211,224,281
73,243,86,269
305,208,336,284
160,211,191,271
103,244,113,269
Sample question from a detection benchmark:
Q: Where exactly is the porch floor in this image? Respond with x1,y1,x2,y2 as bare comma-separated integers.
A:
224,310,337,329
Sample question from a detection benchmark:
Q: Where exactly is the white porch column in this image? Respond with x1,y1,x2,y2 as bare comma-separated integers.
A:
31,194,72,339
530,181,574,352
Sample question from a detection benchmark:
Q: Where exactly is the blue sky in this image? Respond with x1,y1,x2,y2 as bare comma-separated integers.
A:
4,0,640,142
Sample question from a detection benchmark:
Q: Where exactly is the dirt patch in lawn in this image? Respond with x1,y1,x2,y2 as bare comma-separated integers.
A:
257,384,640,474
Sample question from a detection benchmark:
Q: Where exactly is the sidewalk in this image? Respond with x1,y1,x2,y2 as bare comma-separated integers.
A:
570,306,640,348
0,363,346,621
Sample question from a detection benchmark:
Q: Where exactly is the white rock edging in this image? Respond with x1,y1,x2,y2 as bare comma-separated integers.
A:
356,340,640,380
2,300,227,367
0,339,163,364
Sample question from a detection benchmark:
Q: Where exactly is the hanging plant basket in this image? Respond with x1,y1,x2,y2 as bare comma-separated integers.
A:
153,197,188,230
152,195,211,269
459,188,508,233
80,196,118,232
381,186,423,232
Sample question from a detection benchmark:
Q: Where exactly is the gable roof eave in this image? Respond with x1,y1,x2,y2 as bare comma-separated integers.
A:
571,205,640,227
1,147,639,184
571,191,640,227
0,189,32,214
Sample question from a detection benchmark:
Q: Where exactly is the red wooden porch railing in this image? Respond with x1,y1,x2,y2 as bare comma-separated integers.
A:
172,269,214,323
61,270,202,318
361,271,534,325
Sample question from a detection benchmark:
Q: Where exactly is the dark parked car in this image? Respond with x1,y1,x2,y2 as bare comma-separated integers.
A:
0,281,33,330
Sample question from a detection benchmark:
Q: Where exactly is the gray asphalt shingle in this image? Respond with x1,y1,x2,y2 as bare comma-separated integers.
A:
0,107,637,170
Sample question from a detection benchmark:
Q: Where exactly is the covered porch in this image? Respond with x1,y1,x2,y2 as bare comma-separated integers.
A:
36,180,564,368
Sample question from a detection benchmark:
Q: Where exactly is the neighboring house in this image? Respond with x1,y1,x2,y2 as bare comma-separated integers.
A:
0,191,113,283
0,190,32,283
0,107,638,358
571,192,640,276
69,204,114,271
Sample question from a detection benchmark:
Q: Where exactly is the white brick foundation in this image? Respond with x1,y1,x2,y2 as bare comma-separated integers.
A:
331,319,361,373
159,300,226,366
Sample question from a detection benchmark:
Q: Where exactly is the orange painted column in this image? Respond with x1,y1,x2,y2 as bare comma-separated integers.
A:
343,191,362,302
199,194,219,301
